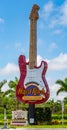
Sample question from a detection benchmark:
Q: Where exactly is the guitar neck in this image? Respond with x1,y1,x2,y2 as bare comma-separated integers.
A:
29,4,40,69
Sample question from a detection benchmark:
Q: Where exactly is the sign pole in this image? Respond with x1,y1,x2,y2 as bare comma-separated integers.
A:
61,100,64,126
2,105,7,129
29,104,35,124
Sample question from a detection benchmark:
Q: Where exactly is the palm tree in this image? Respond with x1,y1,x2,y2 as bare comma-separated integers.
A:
0,80,7,92
3,77,19,109
3,77,28,110
0,80,7,107
63,97,67,104
56,78,67,95
3,77,18,96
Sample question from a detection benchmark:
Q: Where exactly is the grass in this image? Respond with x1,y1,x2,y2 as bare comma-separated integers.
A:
0,123,67,129
0,118,67,128
7,124,67,128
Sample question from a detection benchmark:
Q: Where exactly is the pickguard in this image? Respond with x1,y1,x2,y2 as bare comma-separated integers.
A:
24,62,45,90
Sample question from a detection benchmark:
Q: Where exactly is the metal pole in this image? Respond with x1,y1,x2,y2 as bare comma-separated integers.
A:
2,105,7,129
61,100,64,126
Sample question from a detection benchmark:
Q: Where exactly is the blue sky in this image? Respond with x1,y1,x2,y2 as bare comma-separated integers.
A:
0,0,67,101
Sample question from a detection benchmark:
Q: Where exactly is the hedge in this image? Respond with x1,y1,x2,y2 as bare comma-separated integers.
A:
52,114,67,120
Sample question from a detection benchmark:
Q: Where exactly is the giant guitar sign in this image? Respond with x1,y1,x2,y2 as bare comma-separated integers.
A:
16,55,50,104
16,4,50,104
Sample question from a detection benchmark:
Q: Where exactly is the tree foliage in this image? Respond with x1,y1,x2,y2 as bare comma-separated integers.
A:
56,78,67,95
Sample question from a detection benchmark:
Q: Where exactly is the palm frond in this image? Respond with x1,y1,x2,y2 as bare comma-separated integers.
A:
0,80,7,89
8,81,16,89
3,89,14,97
64,78,67,85
56,78,67,95
56,80,66,87
15,77,18,83
56,87,66,95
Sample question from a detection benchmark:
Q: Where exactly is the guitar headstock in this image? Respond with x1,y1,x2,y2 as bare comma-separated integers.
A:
29,4,40,21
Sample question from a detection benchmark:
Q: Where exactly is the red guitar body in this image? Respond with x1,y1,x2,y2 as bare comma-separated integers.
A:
16,55,50,104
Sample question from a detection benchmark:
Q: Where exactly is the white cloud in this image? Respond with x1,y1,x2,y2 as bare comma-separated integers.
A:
0,18,4,23
37,53,67,71
48,53,67,70
37,55,43,66
49,84,59,101
0,63,19,76
40,1,54,20
0,53,67,78
41,0,67,28
56,92,67,101
59,0,67,26
49,83,67,101
51,0,67,27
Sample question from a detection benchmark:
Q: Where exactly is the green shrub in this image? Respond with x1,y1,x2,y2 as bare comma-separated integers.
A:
7,114,12,119
44,107,51,123
35,108,44,124
64,114,67,119
52,114,67,120
0,107,3,114
0,114,4,120
0,120,4,125
52,120,59,125
52,114,61,120
35,107,52,124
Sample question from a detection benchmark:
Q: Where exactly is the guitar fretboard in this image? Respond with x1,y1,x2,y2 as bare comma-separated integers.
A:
29,4,40,69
